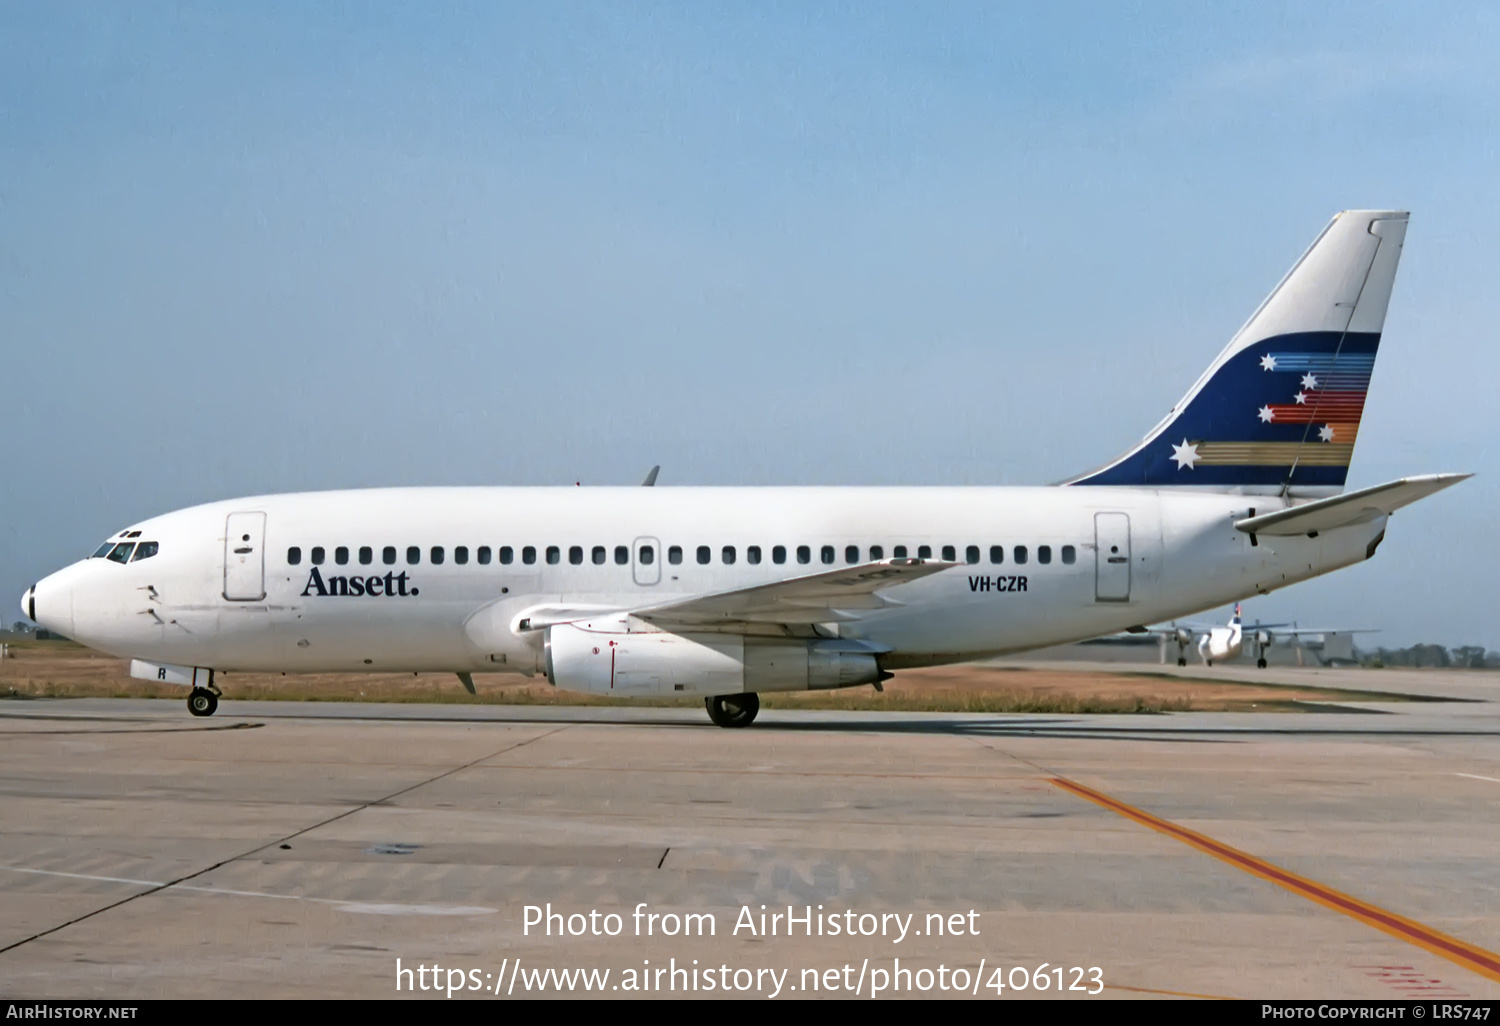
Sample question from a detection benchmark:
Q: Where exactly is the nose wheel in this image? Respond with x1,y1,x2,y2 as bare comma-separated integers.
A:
706,693,759,728
187,688,218,717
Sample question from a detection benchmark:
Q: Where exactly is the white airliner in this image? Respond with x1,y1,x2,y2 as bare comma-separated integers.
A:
1143,604,1378,667
21,210,1470,726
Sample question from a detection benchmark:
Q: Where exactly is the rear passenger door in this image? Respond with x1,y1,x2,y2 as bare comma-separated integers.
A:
224,512,267,601
1094,512,1131,602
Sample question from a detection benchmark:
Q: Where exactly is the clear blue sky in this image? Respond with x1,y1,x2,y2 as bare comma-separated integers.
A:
3,3,1496,646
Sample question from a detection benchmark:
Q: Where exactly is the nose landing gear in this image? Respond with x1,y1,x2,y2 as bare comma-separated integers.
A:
187,685,220,717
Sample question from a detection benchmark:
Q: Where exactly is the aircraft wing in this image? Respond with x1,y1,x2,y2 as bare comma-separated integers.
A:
1261,626,1380,637
632,559,958,629
1235,473,1471,537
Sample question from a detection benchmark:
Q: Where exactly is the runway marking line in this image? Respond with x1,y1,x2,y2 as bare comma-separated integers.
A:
1455,773,1500,784
1048,776,1500,985
1104,982,1234,999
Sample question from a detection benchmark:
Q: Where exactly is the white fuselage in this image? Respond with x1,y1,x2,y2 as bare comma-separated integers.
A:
1199,623,1245,663
26,486,1385,687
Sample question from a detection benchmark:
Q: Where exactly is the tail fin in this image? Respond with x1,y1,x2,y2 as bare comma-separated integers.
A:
1068,210,1408,494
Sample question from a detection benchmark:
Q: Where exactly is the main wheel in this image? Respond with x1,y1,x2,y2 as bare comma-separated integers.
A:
187,688,218,717
705,693,759,728
1257,657,1268,668
1177,657,1187,667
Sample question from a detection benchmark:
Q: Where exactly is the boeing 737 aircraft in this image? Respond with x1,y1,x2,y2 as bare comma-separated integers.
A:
21,210,1469,726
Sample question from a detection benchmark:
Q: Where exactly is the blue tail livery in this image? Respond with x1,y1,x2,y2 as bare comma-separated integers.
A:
1068,211,1408,494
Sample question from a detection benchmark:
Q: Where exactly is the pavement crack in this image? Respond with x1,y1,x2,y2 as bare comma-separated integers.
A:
0,724,569,956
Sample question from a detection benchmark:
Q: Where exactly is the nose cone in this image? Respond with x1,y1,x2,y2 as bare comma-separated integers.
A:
26,571,76,638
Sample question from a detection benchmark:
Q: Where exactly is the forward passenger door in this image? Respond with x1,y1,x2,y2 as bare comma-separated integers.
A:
223,512,267,601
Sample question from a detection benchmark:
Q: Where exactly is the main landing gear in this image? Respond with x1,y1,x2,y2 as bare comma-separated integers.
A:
187,686,219,717
706,693,759,728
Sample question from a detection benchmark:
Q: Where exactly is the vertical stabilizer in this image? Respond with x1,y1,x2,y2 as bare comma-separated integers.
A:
1069,210,1408,493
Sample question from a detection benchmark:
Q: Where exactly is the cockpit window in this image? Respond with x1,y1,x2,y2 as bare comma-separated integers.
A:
92,542,115,558
106,543,135,564
131,542,159,562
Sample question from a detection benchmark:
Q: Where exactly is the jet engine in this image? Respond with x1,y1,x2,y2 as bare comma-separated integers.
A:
544,623,885,697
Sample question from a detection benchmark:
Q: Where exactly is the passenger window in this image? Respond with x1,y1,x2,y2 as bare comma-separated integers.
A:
845,545,859,564
747,545,761,565
569,546,583,565
546,546,561,565
335,546,349,565
893,545,908,558
431,546,445,565
477,546,492,565
1061,545,1076,565
311,546,326,565
966,545,980,564
615,545,629,565
722,546,736,565
287,547,302,566
131,541,159,561
383,546,397,565
772,545,786,564
107,543,134,564
1038,545,1052,565
407,546,421,565
821,545,835,565
592,546,606,565
92,542,115,558
796,545,811,564
941,545,955,562
639,545,655,565
990,545,1004,564
455,546,469,565
917,545,932,559
359,546,373,565
668,545,683,565
522,546,535,565
1014,545,1028,565
697,546,711,565
870,545,884,560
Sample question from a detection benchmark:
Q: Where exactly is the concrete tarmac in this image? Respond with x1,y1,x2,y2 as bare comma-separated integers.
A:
2,693,1499,1000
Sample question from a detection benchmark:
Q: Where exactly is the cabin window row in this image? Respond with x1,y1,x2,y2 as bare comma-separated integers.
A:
285,543,1077,568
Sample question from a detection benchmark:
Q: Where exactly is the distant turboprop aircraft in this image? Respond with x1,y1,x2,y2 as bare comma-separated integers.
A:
1142,604,1378,667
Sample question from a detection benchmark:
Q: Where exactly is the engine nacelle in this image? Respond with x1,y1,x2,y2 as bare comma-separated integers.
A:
544,623,882,697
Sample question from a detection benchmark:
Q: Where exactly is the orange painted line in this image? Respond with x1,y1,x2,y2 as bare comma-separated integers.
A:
1049,777,1500,985
1104,983,1234,1000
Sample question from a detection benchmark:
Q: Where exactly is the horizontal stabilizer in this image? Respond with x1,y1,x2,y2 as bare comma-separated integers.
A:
635,558,956,628
1235,473,1471,536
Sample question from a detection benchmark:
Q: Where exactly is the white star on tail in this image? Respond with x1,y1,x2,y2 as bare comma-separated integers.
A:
1301,373,1319,389
1294,392,1308,404
1170,439,1200,470
1258,405,1274,423
1318,425,1335,442
1260,354,1278,371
